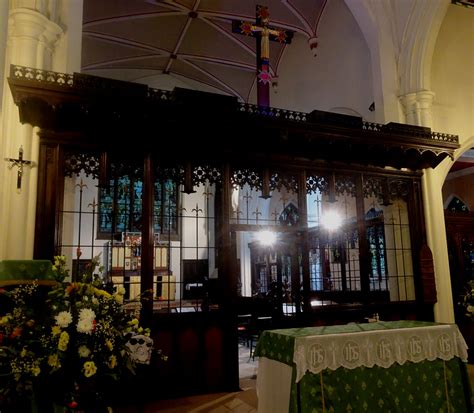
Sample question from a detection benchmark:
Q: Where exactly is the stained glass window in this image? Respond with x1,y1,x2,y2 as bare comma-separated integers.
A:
366,208,388,291
98,176,178,238
154,179,178,235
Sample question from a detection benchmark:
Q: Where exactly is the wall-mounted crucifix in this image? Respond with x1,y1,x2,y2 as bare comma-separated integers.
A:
4,146,34,190
232,5,294,107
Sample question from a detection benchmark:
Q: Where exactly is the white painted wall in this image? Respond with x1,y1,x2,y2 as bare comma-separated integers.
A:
431,4,474,146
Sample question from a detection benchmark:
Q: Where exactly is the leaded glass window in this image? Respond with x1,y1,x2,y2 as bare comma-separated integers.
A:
98,175,178,239
366,208,388,291
154,179,178,235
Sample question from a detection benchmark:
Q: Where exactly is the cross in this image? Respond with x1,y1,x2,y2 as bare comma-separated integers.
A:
233,207,243,222
232,5,294,107
271,208,279,223
202,186,213,201
192,204,203,217
243,190,253,223
5,146,34,190
252,207,262,224
88,197,98,210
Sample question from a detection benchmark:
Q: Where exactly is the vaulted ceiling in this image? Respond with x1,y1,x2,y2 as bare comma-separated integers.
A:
81,0,328,102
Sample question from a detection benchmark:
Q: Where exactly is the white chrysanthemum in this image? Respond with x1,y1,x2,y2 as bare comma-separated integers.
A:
467,305,474,314
77,318,94,334
55,311,72,328
78,345,91,357
78,308,96,323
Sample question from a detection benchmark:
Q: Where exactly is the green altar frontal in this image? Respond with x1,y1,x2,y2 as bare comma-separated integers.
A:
0,260,56,286
255,321,472,413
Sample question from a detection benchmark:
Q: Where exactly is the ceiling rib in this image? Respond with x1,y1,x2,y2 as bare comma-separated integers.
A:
147,0,188,13
83,31,171,54
180,54,255,71
181,58,244,100
200,17,256,59
199,10,308,37
164,13,194,73
312,0,329,33
282,0,313,35
83,11,186,29
82,54,166,71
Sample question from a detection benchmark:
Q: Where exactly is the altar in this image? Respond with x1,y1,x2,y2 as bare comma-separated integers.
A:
255,321,472,413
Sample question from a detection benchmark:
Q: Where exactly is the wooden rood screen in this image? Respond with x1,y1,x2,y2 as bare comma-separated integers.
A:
8,65,458,396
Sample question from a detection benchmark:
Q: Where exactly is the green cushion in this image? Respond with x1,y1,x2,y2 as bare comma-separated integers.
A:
0,260,55,284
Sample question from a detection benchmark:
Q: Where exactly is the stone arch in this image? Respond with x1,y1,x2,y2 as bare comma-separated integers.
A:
398,1,450,95
343,0,450,125
439,135,474,183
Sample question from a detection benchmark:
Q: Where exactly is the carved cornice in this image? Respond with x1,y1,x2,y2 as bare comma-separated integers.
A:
8,65,459,171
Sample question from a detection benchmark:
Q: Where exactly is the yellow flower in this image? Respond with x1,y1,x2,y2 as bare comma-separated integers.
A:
128,319,139,327
58,331,69,351
31,366,41,376
0,315,11,325
20,348,27,357
93,287,112,299
105,340,114,351
48,354,61,368
108,355,117,369
51,326,61,336
83,361,97,378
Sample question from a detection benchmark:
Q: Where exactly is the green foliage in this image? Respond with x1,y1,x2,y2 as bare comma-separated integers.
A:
0,255,150,410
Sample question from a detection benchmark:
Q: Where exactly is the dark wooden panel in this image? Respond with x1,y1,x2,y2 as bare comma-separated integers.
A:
34,143,63,259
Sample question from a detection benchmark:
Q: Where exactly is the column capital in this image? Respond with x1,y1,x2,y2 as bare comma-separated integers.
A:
8,7,63,49
399,90,435,128
416,90,435,108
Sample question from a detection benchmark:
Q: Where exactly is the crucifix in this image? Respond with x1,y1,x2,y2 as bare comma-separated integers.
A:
5,146,34,190
232,5,294,107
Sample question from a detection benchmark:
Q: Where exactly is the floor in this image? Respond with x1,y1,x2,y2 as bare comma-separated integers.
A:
115,344,258,413
116,356,474,413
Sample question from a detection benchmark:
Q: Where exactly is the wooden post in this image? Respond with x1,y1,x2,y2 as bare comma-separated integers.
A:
141,153,154,327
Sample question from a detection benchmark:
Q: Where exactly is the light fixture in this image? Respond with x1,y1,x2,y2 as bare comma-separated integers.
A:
256,230,276,246
321,210,342,231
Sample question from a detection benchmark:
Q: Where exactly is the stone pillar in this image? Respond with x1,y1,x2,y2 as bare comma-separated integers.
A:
0,4,63,259
399,90,435,127
400,89,454,323
422,165,455,323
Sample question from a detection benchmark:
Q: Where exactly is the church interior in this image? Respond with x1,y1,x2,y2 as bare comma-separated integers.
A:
0,0,473,412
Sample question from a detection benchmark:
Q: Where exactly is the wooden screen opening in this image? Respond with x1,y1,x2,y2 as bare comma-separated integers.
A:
59,155,220,314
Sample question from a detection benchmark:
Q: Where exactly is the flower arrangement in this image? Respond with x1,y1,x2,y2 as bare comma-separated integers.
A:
0,256,155,411
460,279,474,319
